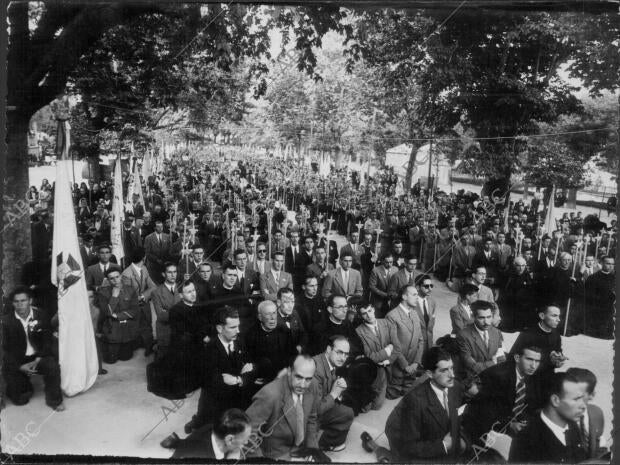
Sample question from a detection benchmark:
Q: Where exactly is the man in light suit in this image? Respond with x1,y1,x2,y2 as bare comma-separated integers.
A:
368,254,398,318
260,251,293,302
245,354,324,461
321,253,363,300
312,336,355,452
306,245,334,295
385,284,425,399
456,301,505,380
144,220,172,284
452,236,476,279
468,266,500,327
356,303,401,410
387,255,417,306
566,368,606,459
251,242,271,275
414,274,437,358
339,231,362,271
449,283,479,334
150,262,182,359
121,246,157,355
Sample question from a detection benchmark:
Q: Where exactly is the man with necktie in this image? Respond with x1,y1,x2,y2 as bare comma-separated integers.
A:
339,231,362,271
387,256,417,307
276,288,308,353
145,220,172,284
245,354,325,461
414,274,437,359
386,347,468,461
150,262,182,359
368,254,398,318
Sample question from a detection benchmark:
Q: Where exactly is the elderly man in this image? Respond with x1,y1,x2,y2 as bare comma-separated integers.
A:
500,256,536,331
2,286,65,411
245,355,326,461
584,256,615,339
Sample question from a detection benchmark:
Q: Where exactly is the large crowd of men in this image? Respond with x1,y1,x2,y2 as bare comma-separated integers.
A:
3,148,615,462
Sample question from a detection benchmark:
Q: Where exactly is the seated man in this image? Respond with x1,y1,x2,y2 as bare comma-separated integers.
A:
509,372,587,463
96,267,140,364
245,354,325,461
355,303,401,410
245,301,296,382
2,286,65,411
456,300,505,380
172,408,253,459
312,336,355,452
385,347,468,461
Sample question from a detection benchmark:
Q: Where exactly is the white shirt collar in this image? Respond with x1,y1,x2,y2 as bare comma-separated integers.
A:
398,303,410,315
429,381,448,407
540,411,569,446
132,263,142,274
210,433,227,460
15,308,34,325
581,408,589,434
324,354,335,372
475,325,488,340
218,335,233,352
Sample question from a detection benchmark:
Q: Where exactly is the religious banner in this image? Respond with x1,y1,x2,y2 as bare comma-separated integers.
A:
111,155,125,262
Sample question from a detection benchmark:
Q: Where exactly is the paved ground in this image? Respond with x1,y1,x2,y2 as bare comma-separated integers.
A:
1,271,613,460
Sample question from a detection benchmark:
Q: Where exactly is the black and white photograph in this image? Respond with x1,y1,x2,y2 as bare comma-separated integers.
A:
2,0,618,462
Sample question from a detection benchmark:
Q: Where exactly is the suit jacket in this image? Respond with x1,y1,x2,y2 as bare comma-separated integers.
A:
245,375,320,460
321,268,363,299
584,403,605,459
80,245,99,267
171,424,217,459
284,245,308,276
277,310,308,351
369,265,398,308
144,232,171,264
121,263,157,301
251,259,271,275
260,269,294,301
312,353,339,416
509,413,586,463
204,336,255,393
385,379,465,461
385,304,425,369
236,267,260,296
96,285,140,343
86,262,120,290
462,359,544,441
150,283,182,346
449,302,474,335
453,245,476,275
473,250,499,277
414,296,437,351
456,323,504,378
318,237,339,266
340,243,363,269
2,307,56,372
493,243,513,269
387,268,416,303
121,226,143,257
355,319,401,366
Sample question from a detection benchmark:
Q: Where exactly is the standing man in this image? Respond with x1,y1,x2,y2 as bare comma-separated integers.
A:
296,276,327,334
85,244,120,291
285,230,304,292
414,274,437,358
368,254,398,318
259,251,293,302
144,220,171,284
312,336,355,452
469,266,500,327
356,303,401,410
509,372,587,463
177,244,205,282
309,295,363,357
339,231,362,271
252,242,271,275
305,245,334,295
584,256,615,339
244,355,323,461
456,301,505,380
387,256,417,307
321,254,363,301
385,347,468,461
150,262,182,359
385,285,425,399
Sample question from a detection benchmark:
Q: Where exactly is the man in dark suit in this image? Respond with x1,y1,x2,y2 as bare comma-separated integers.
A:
233,248,260,297
462,345,544,445
456,300,505,380
356,303,401,410
387,256,417,306
193,262,214,303
245,301,296,382
172,409,253,459
277,288,308,353
449,283,478,335
285,230,307,292
368,254,398,318
259,251,293,301
359,232,376,290
186,307,258,434
96,267,140,363
312,336,355,452
509,372,587,463
339,231,362,270
85,244,120,291
566,368,606,459
79,234,99,267
297,276,327,333
414,274,437,358
177,244,205,282
121,215,143,265
144,220,172,284
385,347,468,462
305,244,334,295
2,287,64,411
245,354,323,461
150,263,182,359
473,238,500,285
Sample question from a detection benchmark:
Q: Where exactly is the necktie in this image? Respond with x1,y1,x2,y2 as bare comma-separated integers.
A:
483,330,489,348
512,378,527,419
580,416,589,450
138,268,145,293
294,395,304,446
275,272,280,283
423,299,429,326
443,390,450,414
169,286,175,295
228,342,234,356
292,248,296,265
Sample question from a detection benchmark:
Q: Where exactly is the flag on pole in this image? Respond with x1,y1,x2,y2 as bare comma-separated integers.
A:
111,155,125,263
131,157,145,208
543,185,556,234
51,120,98,396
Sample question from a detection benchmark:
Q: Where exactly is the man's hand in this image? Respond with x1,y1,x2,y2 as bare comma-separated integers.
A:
405,363,418,375
330,377,347,399
203,335,211,344
222,374,239,386
509,421,527,435
19,359,39,376
241,363,254,374
442,432,453,452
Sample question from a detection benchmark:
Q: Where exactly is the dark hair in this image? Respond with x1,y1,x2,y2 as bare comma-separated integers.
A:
192,243,205,251
222,263,237,274
340,251,353,260
215,306,239,326
198,262,212,271
327,294,347,307
180,280,194,291
327,335,349,350
381,253,394,261
233,248,246,259
9,285,32,301
423,347,452,372
544,372,580,403
163,261,177,272
514,345,543,357
97,244,112,253
272,250,284,259
104,265,122,277
131,246,146,264
458,283,479,298
471,300,494,316
415,274,432,286
566,368,597,395
303,275,318,285
213,409,251,440
277,288,294,300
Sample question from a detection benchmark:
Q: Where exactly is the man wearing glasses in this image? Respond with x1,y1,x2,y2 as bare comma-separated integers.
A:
414,274,437,359
252,243,270,275
310,295,362,358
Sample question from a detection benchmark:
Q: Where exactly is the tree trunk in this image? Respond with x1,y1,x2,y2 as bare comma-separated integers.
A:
3,113,34,296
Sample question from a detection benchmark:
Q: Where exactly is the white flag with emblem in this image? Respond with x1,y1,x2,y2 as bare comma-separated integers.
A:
51,130,98,395
111,155,125,262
